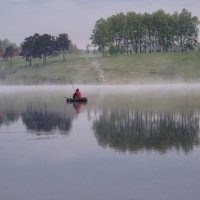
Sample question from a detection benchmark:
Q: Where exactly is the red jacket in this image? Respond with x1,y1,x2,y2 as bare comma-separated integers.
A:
73,89,81,99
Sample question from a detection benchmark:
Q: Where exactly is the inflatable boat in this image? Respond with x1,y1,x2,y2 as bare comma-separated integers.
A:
66,97,88,103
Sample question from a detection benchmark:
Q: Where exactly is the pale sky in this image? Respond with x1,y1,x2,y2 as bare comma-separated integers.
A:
0,0,199,49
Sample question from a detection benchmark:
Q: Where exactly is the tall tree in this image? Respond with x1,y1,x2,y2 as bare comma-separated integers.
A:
168,12,179,52
178,8,199,51
0,41,4,58
143,12,153,53
90,18,109,56
56,33,70,61
0,48,3,58
107,12,126,53
3,45,18,66
37,34,56,65
125,12,137,53
20,33,40,66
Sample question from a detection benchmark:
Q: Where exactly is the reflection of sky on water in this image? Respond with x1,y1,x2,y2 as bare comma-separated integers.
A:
1,85,200,200
1,118,200,200
0,113,97,163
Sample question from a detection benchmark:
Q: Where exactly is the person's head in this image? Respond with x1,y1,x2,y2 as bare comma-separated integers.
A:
76,88,79,92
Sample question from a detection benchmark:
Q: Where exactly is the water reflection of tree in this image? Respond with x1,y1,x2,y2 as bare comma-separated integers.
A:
93,110,200,153
21,105,72,135
0,111,19,127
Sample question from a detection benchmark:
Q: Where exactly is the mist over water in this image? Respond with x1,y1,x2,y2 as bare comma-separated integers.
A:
1,83,200,95
0,84,200,200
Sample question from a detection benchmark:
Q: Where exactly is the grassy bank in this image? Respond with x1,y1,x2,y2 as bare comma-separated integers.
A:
0,52,200,84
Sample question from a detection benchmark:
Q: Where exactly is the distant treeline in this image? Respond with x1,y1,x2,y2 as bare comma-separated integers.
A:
0,33,79,66
0,39,19,64
20,33,81,66
20,33,72,66
90,9,199,55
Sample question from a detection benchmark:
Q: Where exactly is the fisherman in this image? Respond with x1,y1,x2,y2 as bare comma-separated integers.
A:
73,88,81,99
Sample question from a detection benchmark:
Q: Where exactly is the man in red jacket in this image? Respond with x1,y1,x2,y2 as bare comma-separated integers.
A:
73,88,81,99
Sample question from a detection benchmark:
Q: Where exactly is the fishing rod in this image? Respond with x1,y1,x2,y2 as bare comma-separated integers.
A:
66,70,75,92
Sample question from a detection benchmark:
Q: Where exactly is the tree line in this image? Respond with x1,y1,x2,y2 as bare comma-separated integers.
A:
90,8,199,55
0,33,79,66
20,33,71,66
0,39,19,65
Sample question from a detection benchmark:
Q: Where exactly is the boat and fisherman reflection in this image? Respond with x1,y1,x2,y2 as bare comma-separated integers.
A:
66,87,88,114
73,103,82,114
72,88,82,113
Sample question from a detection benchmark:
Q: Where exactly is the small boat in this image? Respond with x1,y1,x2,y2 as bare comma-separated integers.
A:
66,97,88,103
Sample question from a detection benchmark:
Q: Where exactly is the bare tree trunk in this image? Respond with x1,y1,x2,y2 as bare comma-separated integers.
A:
63,51,65,61
29,57,32,67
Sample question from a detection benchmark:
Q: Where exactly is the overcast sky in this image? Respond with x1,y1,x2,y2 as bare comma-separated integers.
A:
0,0,199,49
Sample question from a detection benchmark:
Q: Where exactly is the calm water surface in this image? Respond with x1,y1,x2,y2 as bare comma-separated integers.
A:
0,85,200,200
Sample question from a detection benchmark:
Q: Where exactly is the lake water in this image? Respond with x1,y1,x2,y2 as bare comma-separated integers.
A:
0,84,200,200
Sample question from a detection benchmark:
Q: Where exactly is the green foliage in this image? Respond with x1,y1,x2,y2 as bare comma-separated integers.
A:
37,34,57,64
2,45,18,65
56,33,71,61
0,48,3,57
90,18,110,55
0,39,19,64
56,33,70,51
91,9,199,55
108,45,122,55
20,33,72,66
0,38,18,51
20,33,40,66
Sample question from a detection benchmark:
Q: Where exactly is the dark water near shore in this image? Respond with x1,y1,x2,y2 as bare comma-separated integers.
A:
0,85,200,200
